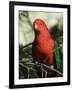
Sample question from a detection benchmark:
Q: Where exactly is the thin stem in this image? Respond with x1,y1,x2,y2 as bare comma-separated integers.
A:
41,63,63,76
27,68,29,79
24,63,63,76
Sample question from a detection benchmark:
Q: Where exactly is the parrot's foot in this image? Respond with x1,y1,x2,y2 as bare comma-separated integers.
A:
50,65,54,69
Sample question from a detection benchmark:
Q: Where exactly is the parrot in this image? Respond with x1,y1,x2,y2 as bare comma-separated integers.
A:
32,19,56,77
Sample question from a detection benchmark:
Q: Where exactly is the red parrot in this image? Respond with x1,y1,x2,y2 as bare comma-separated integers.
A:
32,19,54,68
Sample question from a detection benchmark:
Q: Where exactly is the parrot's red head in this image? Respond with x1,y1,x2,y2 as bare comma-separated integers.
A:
33,19,48,32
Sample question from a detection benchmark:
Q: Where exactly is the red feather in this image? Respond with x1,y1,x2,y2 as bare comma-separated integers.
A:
32,19,54,66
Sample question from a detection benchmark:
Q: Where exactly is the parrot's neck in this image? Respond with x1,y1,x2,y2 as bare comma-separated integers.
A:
35,29,51,43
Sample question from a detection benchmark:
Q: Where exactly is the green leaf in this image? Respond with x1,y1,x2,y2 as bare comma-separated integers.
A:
54,41,60,71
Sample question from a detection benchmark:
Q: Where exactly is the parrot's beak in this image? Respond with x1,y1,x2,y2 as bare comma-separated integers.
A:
35,25,38,30
35,25,38,29
35,25,40,31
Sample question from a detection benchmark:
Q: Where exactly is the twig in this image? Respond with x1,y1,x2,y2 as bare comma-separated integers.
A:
45,70,47,78
41,63,63,76
41,64,47,78
27,68,29,79
24,63,63,76
41,64,44,78
19,63,28,69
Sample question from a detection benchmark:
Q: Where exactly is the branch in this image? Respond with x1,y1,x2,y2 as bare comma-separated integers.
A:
41,64,47,78
41,63,63,76
24,63,63,76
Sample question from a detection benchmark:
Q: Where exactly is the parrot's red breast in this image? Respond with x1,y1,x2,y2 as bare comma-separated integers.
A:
32,19,54,66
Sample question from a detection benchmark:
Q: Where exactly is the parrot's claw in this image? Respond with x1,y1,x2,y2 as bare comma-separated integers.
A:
50,65,54,69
